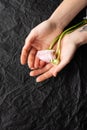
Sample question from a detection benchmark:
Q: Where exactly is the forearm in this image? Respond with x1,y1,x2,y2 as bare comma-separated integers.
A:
49,0,87,30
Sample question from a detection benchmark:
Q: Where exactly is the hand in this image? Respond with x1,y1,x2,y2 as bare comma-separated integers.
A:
20,19,62,69
29,33,78,82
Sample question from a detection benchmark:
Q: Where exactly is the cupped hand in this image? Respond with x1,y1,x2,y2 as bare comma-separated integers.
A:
29,34,78,82
20,19,62,69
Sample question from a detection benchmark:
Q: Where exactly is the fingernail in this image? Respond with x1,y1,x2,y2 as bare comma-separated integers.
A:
36,79,39,82
53,73,57,77
31,68,34,70
29,72,33,76
36,78,40,82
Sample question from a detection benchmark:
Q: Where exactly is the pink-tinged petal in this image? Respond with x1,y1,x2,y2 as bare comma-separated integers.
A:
36,50,56,63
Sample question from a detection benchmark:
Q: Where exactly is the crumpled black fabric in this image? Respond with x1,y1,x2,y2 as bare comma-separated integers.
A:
0,0,87,130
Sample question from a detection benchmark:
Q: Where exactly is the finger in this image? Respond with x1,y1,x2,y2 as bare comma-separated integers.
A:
50,60,68,77
37,59,67,82
36,69,53,82
20,46,30,65
39,60,46,68
27,48,37,69
20,30,36,65
30,63,53,76
34,57,40,69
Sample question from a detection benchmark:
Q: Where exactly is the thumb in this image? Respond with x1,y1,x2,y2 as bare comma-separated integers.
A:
50,60,68,77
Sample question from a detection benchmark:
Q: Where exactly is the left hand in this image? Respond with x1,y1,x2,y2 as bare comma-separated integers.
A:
29,33,78,82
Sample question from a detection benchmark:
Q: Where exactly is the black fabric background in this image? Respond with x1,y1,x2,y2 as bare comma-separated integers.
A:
0,0,87,130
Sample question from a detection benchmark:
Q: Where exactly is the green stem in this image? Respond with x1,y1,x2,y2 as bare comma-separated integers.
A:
49,34,61,50
52,19,87,64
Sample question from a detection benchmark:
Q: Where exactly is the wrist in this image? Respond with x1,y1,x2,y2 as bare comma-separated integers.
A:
68,26,87,48
48,0,87,32
76,33,87,47
48,17,64,33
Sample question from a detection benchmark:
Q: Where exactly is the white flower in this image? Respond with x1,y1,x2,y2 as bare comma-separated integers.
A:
36,50,56,63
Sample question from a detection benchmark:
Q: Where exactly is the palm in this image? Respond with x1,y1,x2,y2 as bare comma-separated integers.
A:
20,20,62,68
30,34,77,82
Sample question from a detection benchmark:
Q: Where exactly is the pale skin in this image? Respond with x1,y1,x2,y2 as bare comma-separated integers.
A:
20,0,87,82
29,24,87,82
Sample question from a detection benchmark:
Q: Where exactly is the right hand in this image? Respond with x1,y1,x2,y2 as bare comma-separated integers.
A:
20,19,62,69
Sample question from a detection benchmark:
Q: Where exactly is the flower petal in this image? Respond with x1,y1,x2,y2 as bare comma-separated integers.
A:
36,50,56,63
